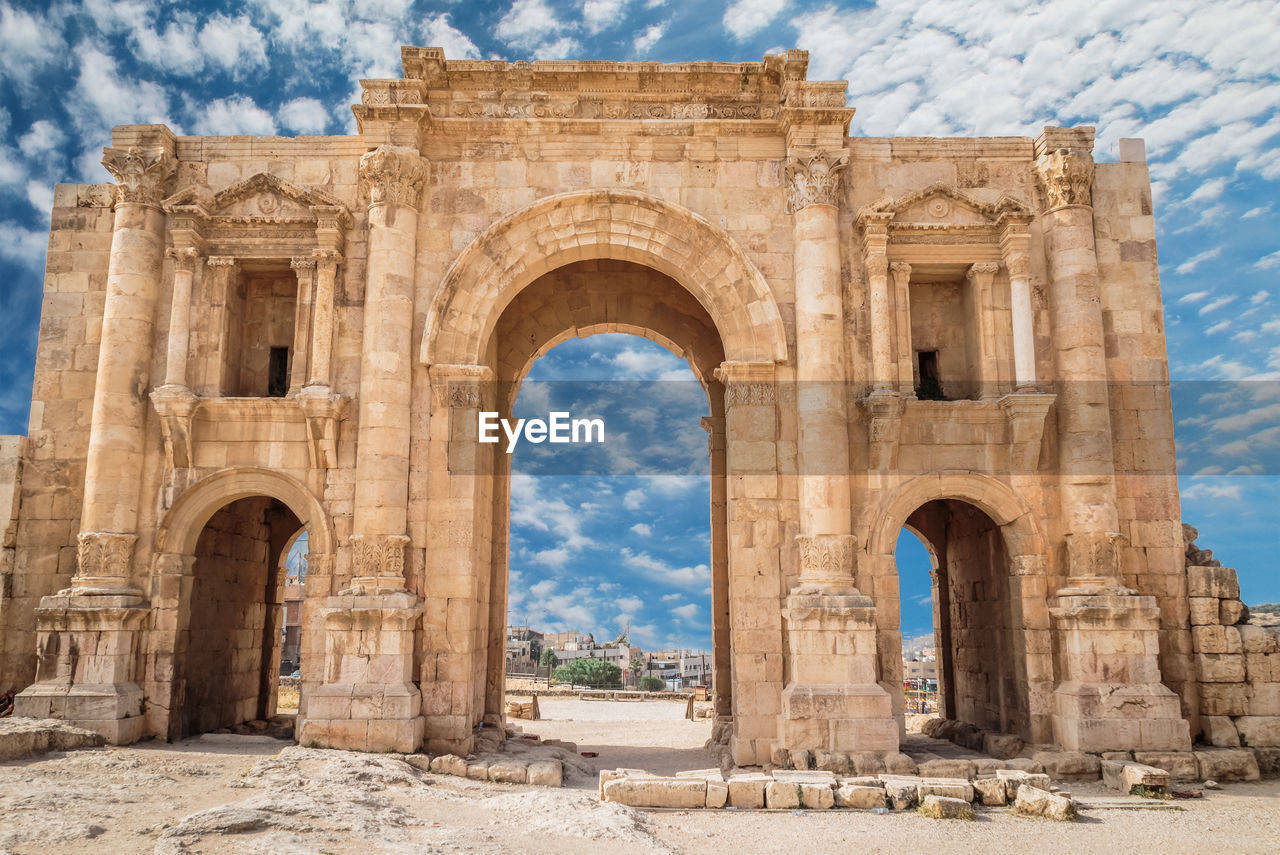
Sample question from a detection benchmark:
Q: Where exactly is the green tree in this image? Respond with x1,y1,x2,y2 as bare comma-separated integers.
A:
628,655,645,686
553,657,623,688
539,648,559,680
638,675,665,692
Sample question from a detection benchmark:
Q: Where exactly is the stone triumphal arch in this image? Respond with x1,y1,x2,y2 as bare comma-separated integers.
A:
5,46,1273,767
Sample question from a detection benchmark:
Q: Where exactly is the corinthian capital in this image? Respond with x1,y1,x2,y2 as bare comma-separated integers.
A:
359,145,427,209
102,147,175,207
1036,147,1094,209
785,149,848,213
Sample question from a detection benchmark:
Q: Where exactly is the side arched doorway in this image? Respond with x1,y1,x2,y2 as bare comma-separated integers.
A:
867,473,1055,745
422,190,790,765
149,468,335,741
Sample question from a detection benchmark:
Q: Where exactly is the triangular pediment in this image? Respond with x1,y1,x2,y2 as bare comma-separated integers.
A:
862,182,1032,227
210,173,347,220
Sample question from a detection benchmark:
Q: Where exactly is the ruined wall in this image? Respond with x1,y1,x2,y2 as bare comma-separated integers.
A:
1185,528,1280,747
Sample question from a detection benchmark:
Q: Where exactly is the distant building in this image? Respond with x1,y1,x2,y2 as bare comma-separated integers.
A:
903,658,938,681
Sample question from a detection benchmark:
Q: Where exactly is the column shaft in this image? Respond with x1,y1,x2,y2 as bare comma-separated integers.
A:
288,258,316,395
1001,227,1037,391
162,248,197,388
307,254,340,388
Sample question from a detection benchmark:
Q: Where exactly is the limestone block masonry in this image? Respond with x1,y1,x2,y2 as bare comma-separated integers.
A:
0,45,1249,764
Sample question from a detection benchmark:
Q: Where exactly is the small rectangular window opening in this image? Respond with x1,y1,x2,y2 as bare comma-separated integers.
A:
268,347,290,398
916,351,945,401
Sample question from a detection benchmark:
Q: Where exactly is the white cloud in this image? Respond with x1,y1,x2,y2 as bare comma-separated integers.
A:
278,97,330,134
17,120,63,158
198,14,269,76
72,45,173,132
497,0,567,50
24,180,52,214
671,603,699,621
1175,248,1221,275
193,96,277,136
0,219,48,270
1243,205,1271,219
1199,295,1238,316
623,488,645,510
1183,177,1228,204
630,522,652,537
633,22,664,55
615,595,643,613
619,548,709,588
584,0,627,34
660,592,683,602
511,474,595,551
533,35,580,60
1256,251,1280,271
724,0,788,40
1251,290,1271,306
1205,319,1231,335
0,2,63,81
1178,290,1210,304
422,13,482,59
132,15,203,74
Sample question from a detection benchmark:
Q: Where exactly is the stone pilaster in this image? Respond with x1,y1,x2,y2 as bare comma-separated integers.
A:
965,262,1001,399
288,257,316,395
351,145,426,561
999,224,1038,392
778,148,895,758
306,250,342,389
162,247,198,389
1035,131,1122,583
888,261,914,396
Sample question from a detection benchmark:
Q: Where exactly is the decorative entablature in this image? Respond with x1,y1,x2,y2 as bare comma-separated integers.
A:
358,46,851,129
855,182,1033,259
162,172,352,258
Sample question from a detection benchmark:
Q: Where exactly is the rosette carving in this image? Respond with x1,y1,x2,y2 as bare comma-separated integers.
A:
1036,148,1094,209
102,147,175,207
359,145,427,209
785,150,848,213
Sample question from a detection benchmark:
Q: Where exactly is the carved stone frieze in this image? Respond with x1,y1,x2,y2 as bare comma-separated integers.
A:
348,534,410,585
76,532,137,581
796,533,857,582
785,150,848,213
102,147,175,207
1037,148,1095,209
359,145,427,209
724,382,776,408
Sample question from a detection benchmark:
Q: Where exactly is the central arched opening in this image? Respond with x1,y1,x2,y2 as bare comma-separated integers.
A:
486,259,729,773
182,495,303,739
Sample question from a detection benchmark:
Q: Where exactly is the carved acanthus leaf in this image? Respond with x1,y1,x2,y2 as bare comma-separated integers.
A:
359,145,427,209
785,150,848,213
796,534,857,581
102,147,175,207
77,532,137,579
1037,148,1094,209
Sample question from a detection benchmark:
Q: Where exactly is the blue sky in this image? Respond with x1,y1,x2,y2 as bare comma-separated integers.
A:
1,1,1278,651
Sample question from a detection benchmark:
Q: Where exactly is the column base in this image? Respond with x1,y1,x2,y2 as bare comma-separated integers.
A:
1050,590,1192,752
14,682,146,745
299,683,425,753
14,594,149,744
778,683,899,753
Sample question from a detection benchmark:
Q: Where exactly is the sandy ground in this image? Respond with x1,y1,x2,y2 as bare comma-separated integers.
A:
1,700,1278,854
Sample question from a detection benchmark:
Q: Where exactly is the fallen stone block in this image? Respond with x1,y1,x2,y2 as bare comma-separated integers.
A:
429,754,468,777
1033,751,1101,781
834,784,887,809
916,758,974,780
1013,785,1079,821
1101,760,1170,797
1133,751,1199,782
918,780,974,802
488,761,528,784
603,777,707,808
982,732,1025,760
954,724,986,752
727,773,770,808
1202,715,1241,747
997,769,1051,801
765,780,834,810
920,717,947,738
917,794,975,820
527,760,563,788
1251,747,1280,778
883,753,918,776
972,777,1007,806
0,718,106,762
973,759,1004,776
789,749,813,771
543,739,578,753
883,779,919,810
851,752,886,776
1194,749,1261,782
706,780,728,808
999,757,1045,774
466,760,491,781
598,768,650,797
1235,716,1280,747
814,751,851,774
